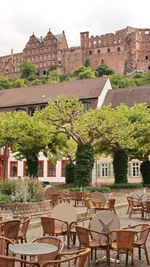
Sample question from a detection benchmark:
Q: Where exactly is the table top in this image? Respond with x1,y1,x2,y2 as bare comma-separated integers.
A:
9,243,57,256
51,203,77,224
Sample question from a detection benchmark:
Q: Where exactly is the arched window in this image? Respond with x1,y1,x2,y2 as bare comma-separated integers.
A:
97,50,101,54
107,48,110,53
117,47,121,52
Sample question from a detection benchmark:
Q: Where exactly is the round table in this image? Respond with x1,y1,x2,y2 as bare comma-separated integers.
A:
9,243,57,256
90,192,107,207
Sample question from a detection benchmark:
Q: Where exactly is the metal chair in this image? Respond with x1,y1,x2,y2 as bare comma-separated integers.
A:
40,248,91,267
110,229,136,266
32,236,64,264
0,255,39,267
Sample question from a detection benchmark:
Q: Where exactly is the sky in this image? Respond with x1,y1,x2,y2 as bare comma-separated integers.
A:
0,0,150,56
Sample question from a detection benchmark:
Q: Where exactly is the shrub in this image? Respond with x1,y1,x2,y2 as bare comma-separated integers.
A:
113,149,128,183
140,161,150,184
104,183,143,189
26,179,44,202
65,163,76,184
0,194,11,204
0,180,16,195
68,186,110,193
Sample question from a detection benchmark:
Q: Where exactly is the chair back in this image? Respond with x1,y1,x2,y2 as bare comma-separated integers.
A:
33,236,63,262
19,216,31,237
85,199,91,209
108,198,116,209
0,255,39,267
115,229,136,250
77,248,91,267
75,192,83,201
139,224,150,244
145,201,150,212
41,217,55,235
76,226,90,247
0,236,14,255
3,219,21,241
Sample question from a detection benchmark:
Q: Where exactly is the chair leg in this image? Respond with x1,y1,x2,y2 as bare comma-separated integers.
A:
143,245,150,265
125,250,129,266
138,246,141,260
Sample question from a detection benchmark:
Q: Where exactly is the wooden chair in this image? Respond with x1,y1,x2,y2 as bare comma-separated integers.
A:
0,255,40,267
18,216,31,243
0,236,14,256
130,223,150,265
2,219,21,242
32,236,64,264
40,248,91,267
110,229,136,266
76,226,110,266
41,216,68,242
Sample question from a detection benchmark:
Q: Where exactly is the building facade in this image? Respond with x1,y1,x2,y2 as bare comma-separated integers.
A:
0,26,150,79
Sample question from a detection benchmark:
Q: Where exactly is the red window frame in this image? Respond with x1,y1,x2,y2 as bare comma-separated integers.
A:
10,161,18,177
61,160,69,177
47,161,56,177
23,161,29,177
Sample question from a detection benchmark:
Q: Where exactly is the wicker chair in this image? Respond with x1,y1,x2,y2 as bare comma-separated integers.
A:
32,236,64,264
130,223,150,265
127,198,143,218
110,229,136,266
0,236,14,256
18,216,31,243
40,248,91,267
2,219,21,243
84,199,99,215
76,226,110,266
74,192,84,207
69,216,92,247
41,216,68,243
142,200,150,218
99,198,116,214
0,255,40,267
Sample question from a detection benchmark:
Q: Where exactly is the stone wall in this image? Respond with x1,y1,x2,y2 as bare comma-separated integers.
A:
0,200,51,219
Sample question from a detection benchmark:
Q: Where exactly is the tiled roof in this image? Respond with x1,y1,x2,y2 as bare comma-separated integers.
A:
0,77,109,108
103,85,150,107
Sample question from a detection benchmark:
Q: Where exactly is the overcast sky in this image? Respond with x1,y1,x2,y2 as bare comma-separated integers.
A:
0,0,150,56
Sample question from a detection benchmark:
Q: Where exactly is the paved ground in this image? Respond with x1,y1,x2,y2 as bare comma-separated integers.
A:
25,192,150,267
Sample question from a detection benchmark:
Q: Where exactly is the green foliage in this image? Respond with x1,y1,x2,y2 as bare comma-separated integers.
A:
47,65,57,73
19,60,37,79
0,77,12,90
68,186,110,193
30,79,43,86
47,70,60,83
65,163,76,184
26,179,44,202
110,74,136,88
0,194,11,204
12,79,27,88
113,149,128,183
95,64,115,77
75,143,94,187
106,183,143,189
84,58,91,67
140,161,150,184
0,180,16,195
59,74,71,82
74,66,95,79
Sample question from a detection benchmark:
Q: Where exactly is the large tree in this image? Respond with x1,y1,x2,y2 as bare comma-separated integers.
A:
19,60,37,80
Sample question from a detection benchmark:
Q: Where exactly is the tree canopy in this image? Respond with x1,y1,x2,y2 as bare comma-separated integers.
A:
19,60,37,80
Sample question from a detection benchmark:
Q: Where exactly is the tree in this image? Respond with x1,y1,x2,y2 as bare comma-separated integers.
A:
110,74,136,88
47,70,60,83
113,147,128,183
12,79,27,88
0,77,12,90
19,60,37,80
74,66,95,79
95,64,115,77
84,58,91,67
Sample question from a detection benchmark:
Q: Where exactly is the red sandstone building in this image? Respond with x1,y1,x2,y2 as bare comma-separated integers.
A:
0,26,150,78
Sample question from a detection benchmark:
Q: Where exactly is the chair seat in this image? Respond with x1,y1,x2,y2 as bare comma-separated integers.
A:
55,228,67,235
89,240,100,248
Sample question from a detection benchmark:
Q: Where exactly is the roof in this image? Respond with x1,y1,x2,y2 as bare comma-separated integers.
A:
55,34,63,42
103,85,150,107
0,77,109,108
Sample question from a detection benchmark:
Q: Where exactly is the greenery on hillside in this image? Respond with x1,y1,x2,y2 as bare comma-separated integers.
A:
0,59,149,90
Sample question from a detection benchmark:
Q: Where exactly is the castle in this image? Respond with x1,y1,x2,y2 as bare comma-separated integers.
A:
0,26,150,78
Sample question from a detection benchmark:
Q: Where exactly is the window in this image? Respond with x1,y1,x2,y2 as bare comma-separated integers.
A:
107,48,110,53
97,162,112,178
148,66,150,70
97,50,101,54
10,161,18,177
38,161,44,177
82,102,90,111
132,162,140,177
145,56,148,60
23,161,29,177
47,161,56,177
28,106,35,116
117,47,121,52
101,163,109,177
89,50,92,55
61,160,69,177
